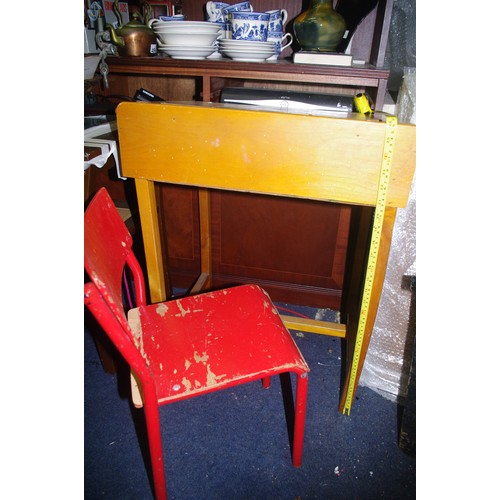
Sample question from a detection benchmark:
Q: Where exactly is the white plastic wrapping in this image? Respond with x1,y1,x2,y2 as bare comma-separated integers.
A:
84,121,124,179
396,67,416,125
359,67,416,402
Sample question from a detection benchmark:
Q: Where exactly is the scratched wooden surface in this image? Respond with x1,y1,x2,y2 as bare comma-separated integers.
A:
117,102,416,208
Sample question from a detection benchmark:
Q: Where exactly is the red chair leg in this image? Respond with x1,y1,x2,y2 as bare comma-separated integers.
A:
262,376,271,389
292,372,309,467
143,396,168,500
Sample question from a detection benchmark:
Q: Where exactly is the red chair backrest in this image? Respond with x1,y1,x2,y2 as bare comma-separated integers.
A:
84,188,150,377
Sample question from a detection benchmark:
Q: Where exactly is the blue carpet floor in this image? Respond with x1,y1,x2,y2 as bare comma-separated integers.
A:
84,300,415,500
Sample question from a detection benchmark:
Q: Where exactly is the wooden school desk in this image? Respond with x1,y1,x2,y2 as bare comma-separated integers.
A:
115,101,416,414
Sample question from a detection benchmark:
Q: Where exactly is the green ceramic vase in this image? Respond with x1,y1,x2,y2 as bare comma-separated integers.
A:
293,0,347,52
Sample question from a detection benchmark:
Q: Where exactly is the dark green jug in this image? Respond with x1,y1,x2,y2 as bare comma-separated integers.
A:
293,0,347,52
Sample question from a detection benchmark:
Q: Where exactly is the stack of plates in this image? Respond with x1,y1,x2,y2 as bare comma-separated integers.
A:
157,43,218,60
218,39,275,62
151,21,222,60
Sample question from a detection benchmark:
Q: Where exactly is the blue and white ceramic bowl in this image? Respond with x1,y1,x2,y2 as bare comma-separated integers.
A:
230,11,270,42
158,14,185,22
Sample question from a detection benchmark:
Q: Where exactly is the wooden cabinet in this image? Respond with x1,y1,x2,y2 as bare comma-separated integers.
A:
102,57,390,108
157,185,351,308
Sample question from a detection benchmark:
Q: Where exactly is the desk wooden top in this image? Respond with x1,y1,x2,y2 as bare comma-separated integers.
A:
116,101,416,208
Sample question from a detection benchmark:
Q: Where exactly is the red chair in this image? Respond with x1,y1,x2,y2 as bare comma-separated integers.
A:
84,187,310,500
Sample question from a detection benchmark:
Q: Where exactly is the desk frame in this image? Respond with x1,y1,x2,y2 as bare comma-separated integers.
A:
116,102,416,413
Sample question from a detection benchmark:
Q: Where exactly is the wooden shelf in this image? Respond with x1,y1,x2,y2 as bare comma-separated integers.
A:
104,55,390,109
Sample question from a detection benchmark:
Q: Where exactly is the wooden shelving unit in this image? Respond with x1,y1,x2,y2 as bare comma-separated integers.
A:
103,55,390,109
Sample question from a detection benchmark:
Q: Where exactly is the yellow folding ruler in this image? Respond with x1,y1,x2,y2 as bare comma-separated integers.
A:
343,115,398,415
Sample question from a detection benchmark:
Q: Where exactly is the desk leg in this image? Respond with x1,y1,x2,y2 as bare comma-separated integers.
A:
135,178,167,303
190,188,212,294
339,206,397,413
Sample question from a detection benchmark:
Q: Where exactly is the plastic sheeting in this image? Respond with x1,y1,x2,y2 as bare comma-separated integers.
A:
385,0,416,92
359,66,416,403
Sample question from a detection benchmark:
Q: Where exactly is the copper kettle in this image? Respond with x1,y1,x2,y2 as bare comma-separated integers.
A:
106,7,157,57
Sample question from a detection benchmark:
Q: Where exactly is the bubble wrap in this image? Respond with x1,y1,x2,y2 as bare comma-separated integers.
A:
359,68,416,402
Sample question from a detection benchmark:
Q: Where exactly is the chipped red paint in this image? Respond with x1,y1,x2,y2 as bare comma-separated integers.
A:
131,284,309,404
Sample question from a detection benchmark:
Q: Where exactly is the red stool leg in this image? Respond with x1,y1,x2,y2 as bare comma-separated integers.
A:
292,372,308,467
262,376,271,389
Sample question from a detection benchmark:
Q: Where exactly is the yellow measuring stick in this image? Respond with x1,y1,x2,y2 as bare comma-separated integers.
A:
343,115,397,415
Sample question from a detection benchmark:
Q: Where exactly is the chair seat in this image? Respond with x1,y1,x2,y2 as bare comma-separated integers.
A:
127,284,309,405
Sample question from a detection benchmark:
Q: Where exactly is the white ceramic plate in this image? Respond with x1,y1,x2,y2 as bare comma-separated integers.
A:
224,56,273,62
158,40,218,46
219,42,275,51
220,47,274,54
219,48,275,56
218,45,274,52
219,39,274,48
156,32,220,46
153,27,221,34
220,48,274,62
153,21,220,28
159,46,217,59
153,25,221,32
158,44,216,50
153,28,219,35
